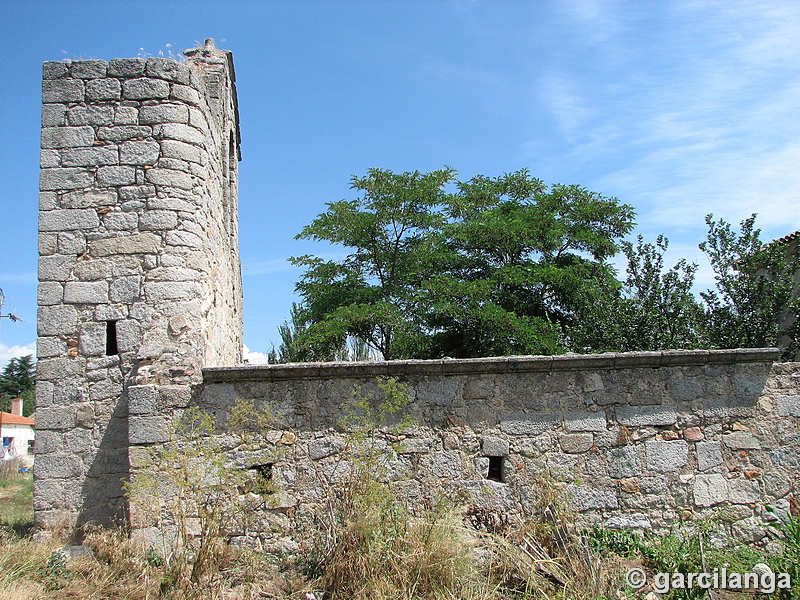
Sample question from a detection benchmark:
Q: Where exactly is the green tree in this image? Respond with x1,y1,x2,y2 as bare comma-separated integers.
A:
0,355,36,416
422,171,635,357
291,167,635,360
569,235,703,353
699,214,799,359
292,167,456,359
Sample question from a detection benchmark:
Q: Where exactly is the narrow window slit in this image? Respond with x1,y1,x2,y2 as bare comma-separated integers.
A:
487,456,503,482
105,321,118,356
248,463,275,494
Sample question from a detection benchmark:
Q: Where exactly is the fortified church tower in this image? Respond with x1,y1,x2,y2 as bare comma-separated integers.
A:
35,39,243,527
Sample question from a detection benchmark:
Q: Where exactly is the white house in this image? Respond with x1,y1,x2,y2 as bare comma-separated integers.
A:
0,398,35,460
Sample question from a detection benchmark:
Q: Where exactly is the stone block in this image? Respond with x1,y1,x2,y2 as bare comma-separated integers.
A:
61,189,117,208
171,84,202,106
37,357,83,381
129,415,169,444
308,436,345,459
64,281,109,304
143,281,201,301
160,139,203,163
35,406,78,430
120,141,160,165
68,106,114,128
500,413,560,435
122,78,170,100
605,514,651,529
731,516,764,542
139,210,178,230
103,211,138,231
154,122,205,145
128,385,159,415
728,479,761,504
38,282,64,306
37,336,66,358
702,397,756,419
41,126,95,149
97,125,153,142
60,146,118,167
567,485,618,511
645,440,688,473
40,149,60,168
158,385,193,408
564,412,606,432
776,395,800,417
43,61,69,79
97,166,137,186
616,405,677,427
110,277,142,304
89,233,160,257
560,432,593,454
70,60,107,79
89,379,122,402
42,104,67,126
114,106,138,125
85,78,121,101
419,451,462,479
607,445,641,478
146,58,191,84
165,230,203,248
481,436,509,457
693,473,728,507
38,255,76,281
145,167,194,190
722,432,761,450
42,79,84,103
474,456,490,477
39,208,99,232
108,58,146,77
78,321,106,355
40,168,93,191
37,304,77,336
139,103,189,124
36,454,84,479
119,185,157,200
36,380,55,409
74,403,95,428
696,440,723,471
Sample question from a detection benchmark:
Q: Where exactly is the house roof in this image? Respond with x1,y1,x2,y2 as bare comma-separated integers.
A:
0,412,34,426
767,230,800,249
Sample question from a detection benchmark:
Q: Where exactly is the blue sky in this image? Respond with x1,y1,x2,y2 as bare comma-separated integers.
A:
1,0,799,364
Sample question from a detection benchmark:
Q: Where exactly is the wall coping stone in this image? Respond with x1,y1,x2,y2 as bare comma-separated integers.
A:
203,348,780,382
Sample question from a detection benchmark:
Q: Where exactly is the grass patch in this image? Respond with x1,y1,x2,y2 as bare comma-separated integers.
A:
0,471,33,534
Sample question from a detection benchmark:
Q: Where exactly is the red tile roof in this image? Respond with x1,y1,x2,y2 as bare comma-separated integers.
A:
0,412,34,426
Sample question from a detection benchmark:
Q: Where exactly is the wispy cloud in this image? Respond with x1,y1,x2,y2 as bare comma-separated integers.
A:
525,1,800,244
242,259,299,277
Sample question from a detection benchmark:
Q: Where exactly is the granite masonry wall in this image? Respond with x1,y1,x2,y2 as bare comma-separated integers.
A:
36,45,800,550
122,349,800,552
35,40,243,528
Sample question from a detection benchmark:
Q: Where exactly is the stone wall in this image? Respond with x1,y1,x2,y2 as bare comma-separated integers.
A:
125,349,800,551
35,40,243,528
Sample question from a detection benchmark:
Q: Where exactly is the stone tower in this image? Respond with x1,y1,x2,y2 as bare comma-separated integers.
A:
35,40,243,528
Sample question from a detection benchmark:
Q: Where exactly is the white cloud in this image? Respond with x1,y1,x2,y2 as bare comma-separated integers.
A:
242,344,270,365
0,342,36,365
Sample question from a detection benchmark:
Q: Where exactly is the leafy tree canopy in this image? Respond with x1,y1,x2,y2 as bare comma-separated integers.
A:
290,167,635,360
285,168,798,362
